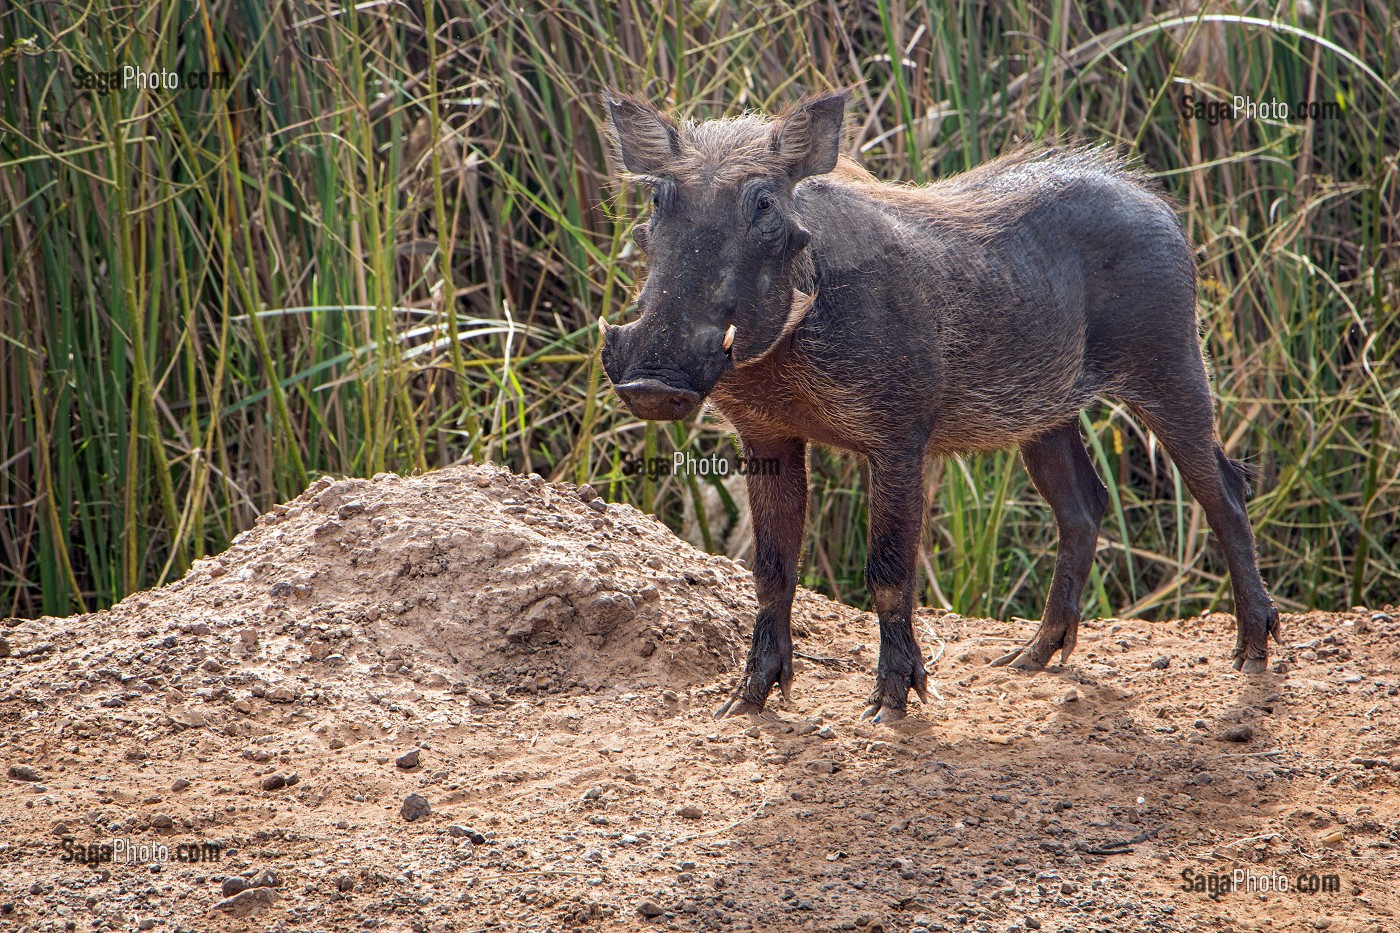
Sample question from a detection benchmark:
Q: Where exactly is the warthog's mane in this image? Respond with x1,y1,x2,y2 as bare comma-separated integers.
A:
650,104,1157,241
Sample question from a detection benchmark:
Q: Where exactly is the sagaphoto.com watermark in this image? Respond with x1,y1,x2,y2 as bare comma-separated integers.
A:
60,836,222,866
72,64,232,95
1179,91,1343,126
619,450,780,481
1178,866,1341,898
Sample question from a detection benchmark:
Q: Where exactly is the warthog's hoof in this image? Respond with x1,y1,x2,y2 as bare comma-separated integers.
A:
713,667,791,720
859,667,929,725
989,618,1077,672
1232,655,1269,674
713,696,767,719
1230,605,1281,675
990,644,1057,672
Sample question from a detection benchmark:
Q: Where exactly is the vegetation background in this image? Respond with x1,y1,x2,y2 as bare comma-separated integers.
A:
2,0,1396,622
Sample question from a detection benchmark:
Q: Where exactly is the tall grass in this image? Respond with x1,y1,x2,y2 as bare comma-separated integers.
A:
1,1,1396,620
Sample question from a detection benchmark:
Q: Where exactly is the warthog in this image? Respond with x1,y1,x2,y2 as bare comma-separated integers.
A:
599,90,1280,722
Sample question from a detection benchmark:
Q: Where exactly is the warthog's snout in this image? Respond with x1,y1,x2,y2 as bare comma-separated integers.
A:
600,316,734,422
613,378,701,421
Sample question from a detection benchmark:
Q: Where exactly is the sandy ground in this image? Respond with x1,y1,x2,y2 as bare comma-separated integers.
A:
1,463,1397,933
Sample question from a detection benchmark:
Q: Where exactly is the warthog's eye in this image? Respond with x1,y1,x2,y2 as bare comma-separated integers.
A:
650,190,660,209
755,194,773,212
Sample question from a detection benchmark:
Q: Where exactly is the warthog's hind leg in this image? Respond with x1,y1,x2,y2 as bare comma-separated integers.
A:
993,421,1107,672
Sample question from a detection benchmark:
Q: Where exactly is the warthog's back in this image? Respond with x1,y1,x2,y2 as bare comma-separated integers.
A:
794,147,1197,452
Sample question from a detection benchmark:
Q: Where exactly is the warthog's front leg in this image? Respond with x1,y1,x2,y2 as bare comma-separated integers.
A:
715,437,808,718
861,449,931,723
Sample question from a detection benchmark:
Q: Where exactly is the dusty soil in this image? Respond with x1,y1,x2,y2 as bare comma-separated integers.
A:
2,463,1398,933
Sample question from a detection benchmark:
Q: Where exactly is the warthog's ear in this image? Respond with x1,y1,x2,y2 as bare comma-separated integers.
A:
604,93,684,176
771,90,849,181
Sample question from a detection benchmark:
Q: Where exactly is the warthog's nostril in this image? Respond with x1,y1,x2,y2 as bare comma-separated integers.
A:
614,378,701,421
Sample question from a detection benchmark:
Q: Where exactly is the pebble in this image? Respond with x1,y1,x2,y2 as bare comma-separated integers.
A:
260,773,289,791
577,484,598,502
265,685,296,703
1221,724,1254,743
637,900,665,917
805,759,839,774
337,875,355,892
1060,689,1078,704
677,805,704,819
587,498,608,513
221,876,250,898
401,793,431,822
1149,657,1170,670
8,765,39,782
447,825,486,844
395,749,420,769
171,778,191,792
212,886,279,917
150,813,174,828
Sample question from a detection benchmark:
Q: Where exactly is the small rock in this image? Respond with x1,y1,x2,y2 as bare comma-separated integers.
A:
1149,657,1170,670
587,498,608,513
1060,689,1079,704
447,825,486,844
1060,881,1079,895
171,778,191,792
212,886,278,917
817,725,836,739
637,900,665,918
805,760,839,774
395,749,420,769
8,765,39,782
264,685,296,704
0,637,10,657
401,793,431,822
220,876,250,898
336,875,354,892
249,868,280,888
1025,920,1042,931
150,813,174,829
677,805,704,820
137,919,155,931
1221,724,1254,743
577,484,598,502
260,774,287,791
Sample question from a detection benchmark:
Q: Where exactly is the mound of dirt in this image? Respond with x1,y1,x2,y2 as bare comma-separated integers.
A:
9,463,755,711
6,461,1398,933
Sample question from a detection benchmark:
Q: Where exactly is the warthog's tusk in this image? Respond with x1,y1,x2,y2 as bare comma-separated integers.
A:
598,316,610,336
723,324,736,351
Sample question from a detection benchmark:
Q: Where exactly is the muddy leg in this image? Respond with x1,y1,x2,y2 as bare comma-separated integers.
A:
715,437,808,718
860,450,931,724
993,421,1107,671
1130,402,1281,672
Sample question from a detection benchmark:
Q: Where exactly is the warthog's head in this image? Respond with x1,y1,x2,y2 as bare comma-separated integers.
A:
600,91,848,421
